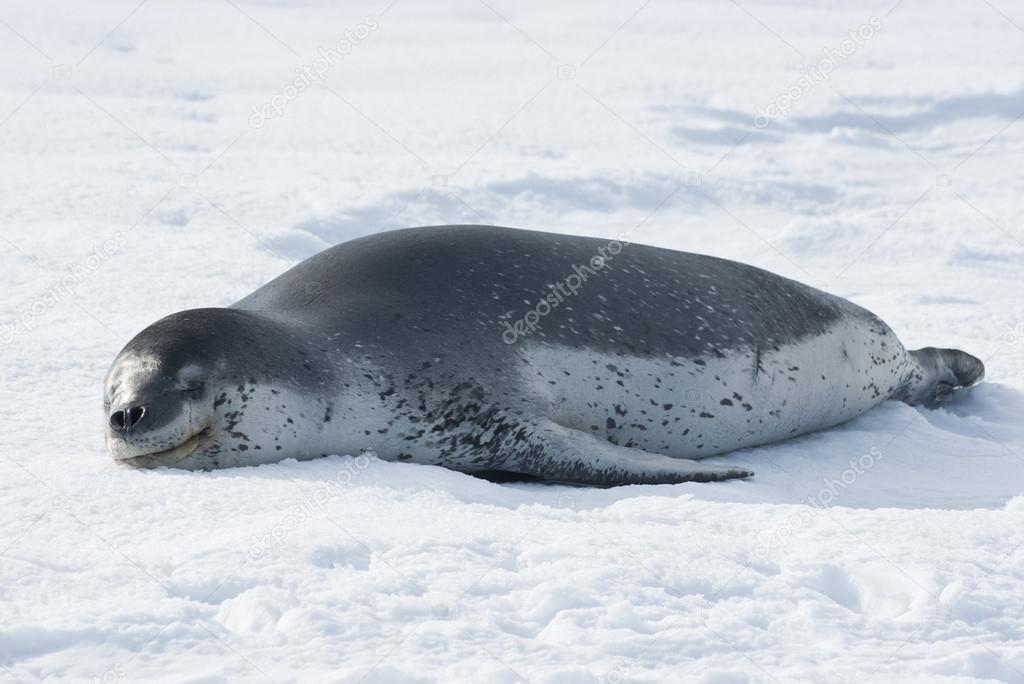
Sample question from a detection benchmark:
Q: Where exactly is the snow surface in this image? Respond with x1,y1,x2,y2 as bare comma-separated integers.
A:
2,0,1024,681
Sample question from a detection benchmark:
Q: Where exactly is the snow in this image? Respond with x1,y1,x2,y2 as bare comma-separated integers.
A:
2,0,1024,681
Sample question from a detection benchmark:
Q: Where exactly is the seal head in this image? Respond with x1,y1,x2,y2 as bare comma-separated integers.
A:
104,307,339,469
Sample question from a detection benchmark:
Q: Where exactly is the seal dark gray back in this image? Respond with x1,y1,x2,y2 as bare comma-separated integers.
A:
234,225,864,361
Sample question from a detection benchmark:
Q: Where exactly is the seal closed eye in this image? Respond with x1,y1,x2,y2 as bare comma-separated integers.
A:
102,225,984,484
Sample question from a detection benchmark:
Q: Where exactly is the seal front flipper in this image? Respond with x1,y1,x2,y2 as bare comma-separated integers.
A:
491,417,754,486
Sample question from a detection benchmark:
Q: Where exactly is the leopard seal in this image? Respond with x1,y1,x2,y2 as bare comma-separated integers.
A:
104,225,984,484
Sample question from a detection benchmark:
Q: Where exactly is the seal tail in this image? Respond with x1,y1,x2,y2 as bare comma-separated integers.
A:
898,347,985,406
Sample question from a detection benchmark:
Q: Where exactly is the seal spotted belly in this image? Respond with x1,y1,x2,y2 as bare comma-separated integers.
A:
103,225,984,484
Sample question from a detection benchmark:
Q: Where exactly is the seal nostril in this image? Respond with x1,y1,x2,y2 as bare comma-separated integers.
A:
109,409,127,432
126,406,146,431
110,406,146,433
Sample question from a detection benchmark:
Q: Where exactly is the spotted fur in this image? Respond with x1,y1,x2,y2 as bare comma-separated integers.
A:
104,226,984,483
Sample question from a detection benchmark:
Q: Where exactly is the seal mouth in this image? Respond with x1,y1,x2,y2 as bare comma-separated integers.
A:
113,427,213,466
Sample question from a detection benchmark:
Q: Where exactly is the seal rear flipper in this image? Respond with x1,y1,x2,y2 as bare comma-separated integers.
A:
900,347,985,406
497,417,753,486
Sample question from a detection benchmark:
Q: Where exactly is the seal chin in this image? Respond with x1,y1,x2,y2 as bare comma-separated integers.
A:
112,427,214,467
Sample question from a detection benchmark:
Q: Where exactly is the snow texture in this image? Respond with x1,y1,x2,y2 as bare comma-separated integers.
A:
2,0,1024,682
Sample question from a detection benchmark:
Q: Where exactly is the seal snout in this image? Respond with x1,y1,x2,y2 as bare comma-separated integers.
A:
109,405,146,434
